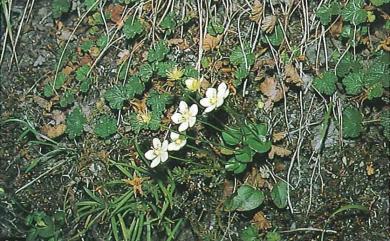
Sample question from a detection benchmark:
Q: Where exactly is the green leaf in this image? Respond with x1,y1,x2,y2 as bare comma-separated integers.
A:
105,86,127,109
342,107,362,138
207,20,224,36
148,41,169,63
367,82,383,100
342,0,367,25
66,107,86,139
138,63,153,82
271,181,288,209
235,146,254,163
160,13,176,32
225,158,247,174
336,53,352,77
84,0,98,11
184,65,199,78
233,66,249,86
124,76,145,98
313,71,337,95
316,1,340,25
232,185,265,211
266,25,284,46
222,127,242,145
75,65,90,81
80,78,91,93
247,137,272,153
155,61,176,77
96,35,108,48
54,72,67,89
80,40,94,52
95,115,117,138
342,72,364,95
43,84,54,97
265,231,282,241
52,0,70,18
147,90,172,113
123,18,144,39
229,45,255,67
59,90,75,108
239,226,260,241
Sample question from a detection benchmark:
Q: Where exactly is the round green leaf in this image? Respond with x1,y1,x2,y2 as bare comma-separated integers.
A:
271,181,288,209
235,146,254,163
222,128,242,145
247,137,272,153
225,158,247,174
233,185,265,211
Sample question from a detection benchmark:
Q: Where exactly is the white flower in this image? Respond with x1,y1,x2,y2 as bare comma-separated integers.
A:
200,82,229,113
145,138,169,168
185,77,202,92
168,132,187,151
171,101,198,132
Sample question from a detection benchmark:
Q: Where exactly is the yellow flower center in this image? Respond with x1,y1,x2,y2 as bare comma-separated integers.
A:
210,96,218,105
175,139,182,144
154,149,161,156
167,67,183,81
137,112,151,124
182,110,191,121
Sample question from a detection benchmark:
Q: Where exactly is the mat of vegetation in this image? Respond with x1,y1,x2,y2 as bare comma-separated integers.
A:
1,0,389,240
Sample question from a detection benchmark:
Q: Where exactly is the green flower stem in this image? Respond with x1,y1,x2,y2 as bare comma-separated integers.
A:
170,155,205,166
197,119,223,132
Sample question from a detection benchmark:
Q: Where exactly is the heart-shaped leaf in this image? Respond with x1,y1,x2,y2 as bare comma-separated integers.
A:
271,181,288,209
233,185,265,211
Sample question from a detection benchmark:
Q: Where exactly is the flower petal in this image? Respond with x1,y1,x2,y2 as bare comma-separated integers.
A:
145,150,156,160
179,139,187,149
218,82,227,93
160,151,169,162
200,97,211,107
189,104,198,116
216,96,224,107
152,138,161,148
150,157,161,168
178,121,189,132
170,132,180,141
204,105,215,114
161,140,169,151
205,88,217,98
168,142,178,151
188,116,196,128
179,101,188,113
171,113,182,124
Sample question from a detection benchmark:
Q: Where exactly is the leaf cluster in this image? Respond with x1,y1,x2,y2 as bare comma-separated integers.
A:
222,123,271,174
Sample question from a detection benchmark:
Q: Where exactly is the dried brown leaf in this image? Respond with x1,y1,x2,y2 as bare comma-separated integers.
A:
41,124,66,138
272,131,286,142
107,4,124,25
259,76,284,102
250,0,263,23
252,211,271,231
330,18,343,38
202,34,221,52
268,145,292,159
284,64,303,86
33,96,52,111
261,15,277,34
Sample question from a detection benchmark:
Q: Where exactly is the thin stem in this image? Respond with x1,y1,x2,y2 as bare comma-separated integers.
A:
170,155,205,166
198,119,223,132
